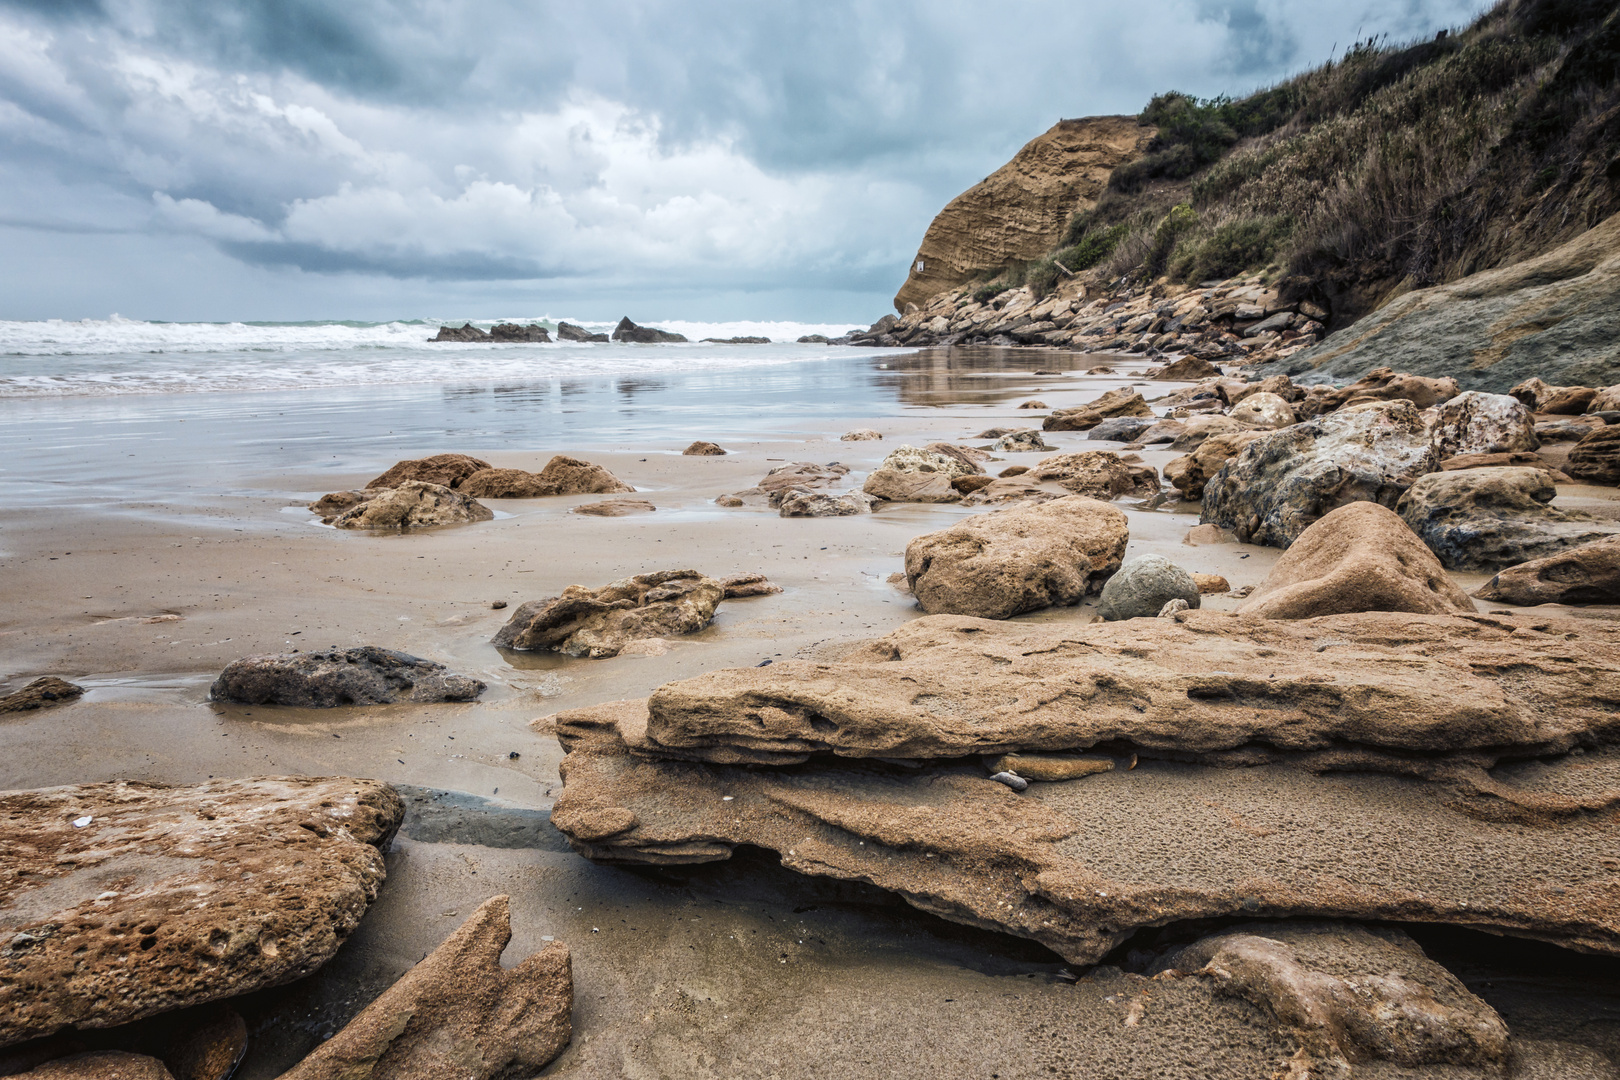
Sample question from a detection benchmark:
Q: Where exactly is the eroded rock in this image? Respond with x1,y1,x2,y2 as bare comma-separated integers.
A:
1164,431,1265,500
1472,534,1620,606
1428,390,1539,458
491,571,723,659
1294,368,1459,419
330,482,493,530
1028,452,1154,500
1042,388,1153,432
682,441,726,456
460,457,633,499
1225,392,1294,429
778,489,877,517
211,647,485,706
720,462,852,507
610,317,686,344
1566,426,1620,485
719,574,782,599
366,454,492,491
839,429,882,441
572,498,656,517
0,677,84,714
1396,467,1617,572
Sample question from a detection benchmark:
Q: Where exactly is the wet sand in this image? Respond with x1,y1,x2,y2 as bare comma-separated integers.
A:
4,347,1618,1077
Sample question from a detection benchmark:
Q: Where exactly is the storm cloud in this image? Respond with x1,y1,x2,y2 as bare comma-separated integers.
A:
0,0,1483,320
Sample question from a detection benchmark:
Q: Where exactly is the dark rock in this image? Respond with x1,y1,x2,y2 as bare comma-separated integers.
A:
0,677,84,714
796,334,829,344
430,324,489,343
556,321,610,343
487,323,551,343
366,453,492,491
210,646,485,706
1395,467,1618,572
700,336,770,344
1086,416,1155,442
611,317,687,344
1473,534,1620,606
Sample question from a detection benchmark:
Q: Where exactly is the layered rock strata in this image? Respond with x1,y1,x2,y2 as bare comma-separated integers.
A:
491,571,723,659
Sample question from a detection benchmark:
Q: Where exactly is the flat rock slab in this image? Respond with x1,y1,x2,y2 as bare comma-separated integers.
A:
550,717,1620,967
625,611,1620,766
0,777,403,1046
0,678,84,714
210,647,485,707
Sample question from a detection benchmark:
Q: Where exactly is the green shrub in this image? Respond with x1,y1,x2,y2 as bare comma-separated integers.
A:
1055,224,1129,271
972,279,1013,304
1148,204,1198,275
1171,217,1292,282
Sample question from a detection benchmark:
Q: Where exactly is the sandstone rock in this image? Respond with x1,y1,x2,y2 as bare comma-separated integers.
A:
430,324,488,343
210,646,485,706
491,571,723,659
998,465,1030,478
719,574,783,599
893,116,1152,310
839,429,882,441
987,752,1114,781
921,442,988,475
1016,400,1047,410
1085,366,1116,375
904,496,1129,619
277,896,570,1080
572,498,656,517
1428,390,1538,458
721,462,852,507
1438,450,1563,475
0,778,402,1046
19,1053,173,1080
1151,356,1220,380
862,469,960,503
1566,425,1620,485
555,321,609,343
1589,385,1620,413
1230,374,1303,404
1190,573,1229,594
610,317,687,344
1510,376,1598,415
1184,524,1228,545
487,323,551,343
1535,416,1606,442
949,475,995,495
1164,431,1266,500
167,1008,247,1080
1396,467,1618,572
778,489,877,517
0,677,84,714
1028,451,1153,499
1263,214,1620,393
1202,401,1440,548
1129,418,1187,446
1238,502,1473,619
1167,923,1507,1073
991,429,1053,453
1042,388,1153,431
1472,535,1620,606
958,477,1062,506
461,456,633,498
1165,414,1249,451
330,481,493,529
366,453,492,490
1225,391,1294,429
307,490,371,520
682,441,726,456
1086,416,1155,442
1095,554,1201,620
1294,368,1461,419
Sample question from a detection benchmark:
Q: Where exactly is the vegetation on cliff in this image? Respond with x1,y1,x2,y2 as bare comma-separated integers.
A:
986,0,1620,325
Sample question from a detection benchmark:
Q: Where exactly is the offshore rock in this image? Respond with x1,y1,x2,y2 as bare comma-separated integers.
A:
366,453,492,491
1201,401,1439,548
610,317,687,343
460,456,634,498
1427,390,1538,458
1094,554,1201,621
0,677,84,714
0,777,402,1046
1042,388,1153,432
491,571,723,659
487,323,551,343
211,646,485,706
278,896,570,1080
329,481,493,530
430,324,489,343
904,496,1129,620
1238,502,1474,619
555,321,609,343
1396,467,1617,572
1472,534,1620,606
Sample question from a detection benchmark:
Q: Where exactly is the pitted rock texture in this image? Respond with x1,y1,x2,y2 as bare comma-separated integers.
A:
719,462,851,507
1566,425,1620,485
548,690,1620,965
839,429,882,441
1164,431,1266,500
1042,388,1153,432
1428,390,1539,459
210,647,485,707
1201,400,1440,548
1396,467,1617,572
1028,452,1155,500
1239,502,1475,619
329,481,494,530
1510,377,1598,415
365,454,492,490
1225,391,1294,429
278,896,571,1080
459,456,633,499
20,1053,175,1080
903,496,1128,620
1473,534,1620,606
491,571,723,659
990,429,1053,453
719,574,782,599
0,777,402,1046
620,611,1620,766
0,677,84,714
681,441,726,456
1094,555,1201,621
1293,369,1461,419
893,116,1150,310
777,489,876,517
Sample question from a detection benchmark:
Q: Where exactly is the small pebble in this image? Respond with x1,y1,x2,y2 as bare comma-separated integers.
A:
508,751,521,760
491,601,507,609
989,771,1028,792
757,659,773,667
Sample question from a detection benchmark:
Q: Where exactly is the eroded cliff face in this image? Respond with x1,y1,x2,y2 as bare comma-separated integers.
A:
893,116,1151,312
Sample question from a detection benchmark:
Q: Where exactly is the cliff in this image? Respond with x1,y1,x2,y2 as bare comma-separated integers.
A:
892,116,1151,312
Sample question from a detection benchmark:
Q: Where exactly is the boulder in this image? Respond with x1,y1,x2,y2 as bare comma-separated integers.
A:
1028,451,1154,500
610,317,687,344
1184,523,1229,545
719,573,782,599
1095,554,1201,621
366,453,492,490
681,441,726,456
1042,388,1153,431
1165,414,1249,451
461,456,633,499
991,429,1053,453
572,498,656,517
1127,418,1187,446
1164,431,1266,500
1566,425,1620,485
0,777,402,1046
555,321,609,343
211,646,485,706
904,496,1129,619
778,489,876,517
330,481,493,529
862,445,976,504
839,429,882,441
487,322,551,343
1190,573,1229,594
490,571,723,659
796,334,829,344
1086,416,1155,442
958,477,1061,506
1016,400,1047,409
950,475,995,495
308,490,371,521
720,462,852,507
1230,374,1303,404
921,442,989,475
0,676,84,714
1150,356,1221,380
1472,534,1620,606
1238,502,1474,619
1589,385,1620,413
1510,376,1598,415
1294,368,1460,419
1396,467,1618,572
1535,416,1606,442
430,324,489,342
1201,401,1440,548
1428,390,1538,458
1225,391,1294,429
277,897,570,1080
998,465,1030,478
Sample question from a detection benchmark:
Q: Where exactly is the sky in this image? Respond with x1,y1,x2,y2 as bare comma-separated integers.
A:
0,0,1485,323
